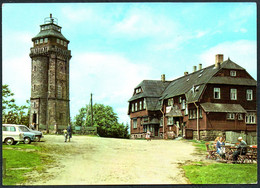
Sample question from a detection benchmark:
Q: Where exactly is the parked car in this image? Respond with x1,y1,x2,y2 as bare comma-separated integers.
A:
22,126,44,142
2,124,35,145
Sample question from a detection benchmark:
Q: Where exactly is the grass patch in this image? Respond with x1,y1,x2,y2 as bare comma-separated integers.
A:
182,162,257,184
2,143,47,185
186,139,207,154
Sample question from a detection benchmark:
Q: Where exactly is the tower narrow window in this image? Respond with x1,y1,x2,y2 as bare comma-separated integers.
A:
61,40,64,45
44,38,48,43
33,65,37,72
58,85,62,98
139,101,142,110
57,38,60,44
35,40,39,44
33,85,36,91
40,39,43,44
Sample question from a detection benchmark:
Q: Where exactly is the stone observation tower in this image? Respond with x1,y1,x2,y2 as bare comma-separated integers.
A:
29,14,71,132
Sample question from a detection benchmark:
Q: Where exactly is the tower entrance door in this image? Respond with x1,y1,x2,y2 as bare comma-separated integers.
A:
32,113,37,124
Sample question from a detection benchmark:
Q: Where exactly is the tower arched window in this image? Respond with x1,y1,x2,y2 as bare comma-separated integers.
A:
33,65,37,72
57,38,60,44
40,39,43,44
44,38,48,43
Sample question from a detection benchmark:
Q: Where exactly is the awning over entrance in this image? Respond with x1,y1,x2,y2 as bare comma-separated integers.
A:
166,105,182,117
200,103,247,113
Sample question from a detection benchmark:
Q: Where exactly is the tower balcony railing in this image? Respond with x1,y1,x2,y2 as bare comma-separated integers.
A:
30,45,71,57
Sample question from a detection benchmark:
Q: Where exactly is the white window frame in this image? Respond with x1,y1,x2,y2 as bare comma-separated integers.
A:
167,117,174,125
214,88,220,99
182,99,185,110
245,113,256,124
193,109,196,119
199,108,202,118
44,38,48,43
230,70,236,77
40,38,43,44
227,113,235,120
135,102,138,111
185,103,188,115
143,99,146,109
168,98,173,106
139,101,142,110
133,119,137,129
246,89,253,101
131,104,134,112
238,114,243,120
35,40,39,44
230,88,237,100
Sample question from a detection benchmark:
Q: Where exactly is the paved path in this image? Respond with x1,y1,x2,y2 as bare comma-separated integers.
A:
27,135,202,185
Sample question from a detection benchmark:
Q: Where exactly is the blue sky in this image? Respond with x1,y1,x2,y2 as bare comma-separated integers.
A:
2,3,257,124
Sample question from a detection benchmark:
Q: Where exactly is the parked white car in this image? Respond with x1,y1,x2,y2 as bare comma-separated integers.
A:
2,124,24,145
2,124,36,145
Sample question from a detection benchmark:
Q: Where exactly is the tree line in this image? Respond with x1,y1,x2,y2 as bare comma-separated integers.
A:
2,85,130,138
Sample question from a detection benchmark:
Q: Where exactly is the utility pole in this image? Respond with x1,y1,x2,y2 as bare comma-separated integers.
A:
91,93,93,127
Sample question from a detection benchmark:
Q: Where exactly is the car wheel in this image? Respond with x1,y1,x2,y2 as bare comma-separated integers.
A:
24,137,31,144
35,136,41,142
5,138,14,145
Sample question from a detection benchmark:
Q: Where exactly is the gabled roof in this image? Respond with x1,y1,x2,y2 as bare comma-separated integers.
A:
128,58,256,111
128,80,170,102
161,59,256,103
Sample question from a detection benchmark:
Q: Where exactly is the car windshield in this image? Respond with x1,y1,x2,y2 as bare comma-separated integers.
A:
19,126,30,132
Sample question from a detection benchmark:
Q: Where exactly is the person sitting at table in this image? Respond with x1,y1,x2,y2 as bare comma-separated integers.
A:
232,137,247,163
216,137,225,159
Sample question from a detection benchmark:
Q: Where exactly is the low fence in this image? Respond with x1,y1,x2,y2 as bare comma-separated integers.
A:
74,126,97,135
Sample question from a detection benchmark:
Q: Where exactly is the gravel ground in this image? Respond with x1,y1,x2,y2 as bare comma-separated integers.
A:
26,135,203,185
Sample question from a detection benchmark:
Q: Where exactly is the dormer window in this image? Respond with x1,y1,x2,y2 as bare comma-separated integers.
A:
230,70,236,77
135,88,142,94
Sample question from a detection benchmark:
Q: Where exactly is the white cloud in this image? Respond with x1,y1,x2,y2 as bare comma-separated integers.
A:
199,40,256,79
2,55,31,105
70,52,157,122
112,8,179,39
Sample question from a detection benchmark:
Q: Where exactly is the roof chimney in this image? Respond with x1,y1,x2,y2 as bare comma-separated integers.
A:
184,72,188,76
193,66,197,72
199,64,202,70
215,54,223,68
161,74,165,82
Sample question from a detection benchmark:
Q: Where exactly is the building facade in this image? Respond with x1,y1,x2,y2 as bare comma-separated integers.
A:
29,14,71,132
128,54,257,143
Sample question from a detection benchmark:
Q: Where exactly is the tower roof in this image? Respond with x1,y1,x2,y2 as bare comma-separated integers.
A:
32,14,69,42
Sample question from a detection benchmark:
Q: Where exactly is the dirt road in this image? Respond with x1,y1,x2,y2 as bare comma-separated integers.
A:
27,135,203,185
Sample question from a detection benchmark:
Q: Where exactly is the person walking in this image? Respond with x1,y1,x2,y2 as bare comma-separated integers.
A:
67,124,72,142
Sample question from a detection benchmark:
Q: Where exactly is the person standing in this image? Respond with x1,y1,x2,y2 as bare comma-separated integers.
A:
63,128,68,142
67,124,72,142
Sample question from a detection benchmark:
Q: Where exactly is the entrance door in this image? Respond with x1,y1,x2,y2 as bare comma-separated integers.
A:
32,113,37,124
154,125,159,136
